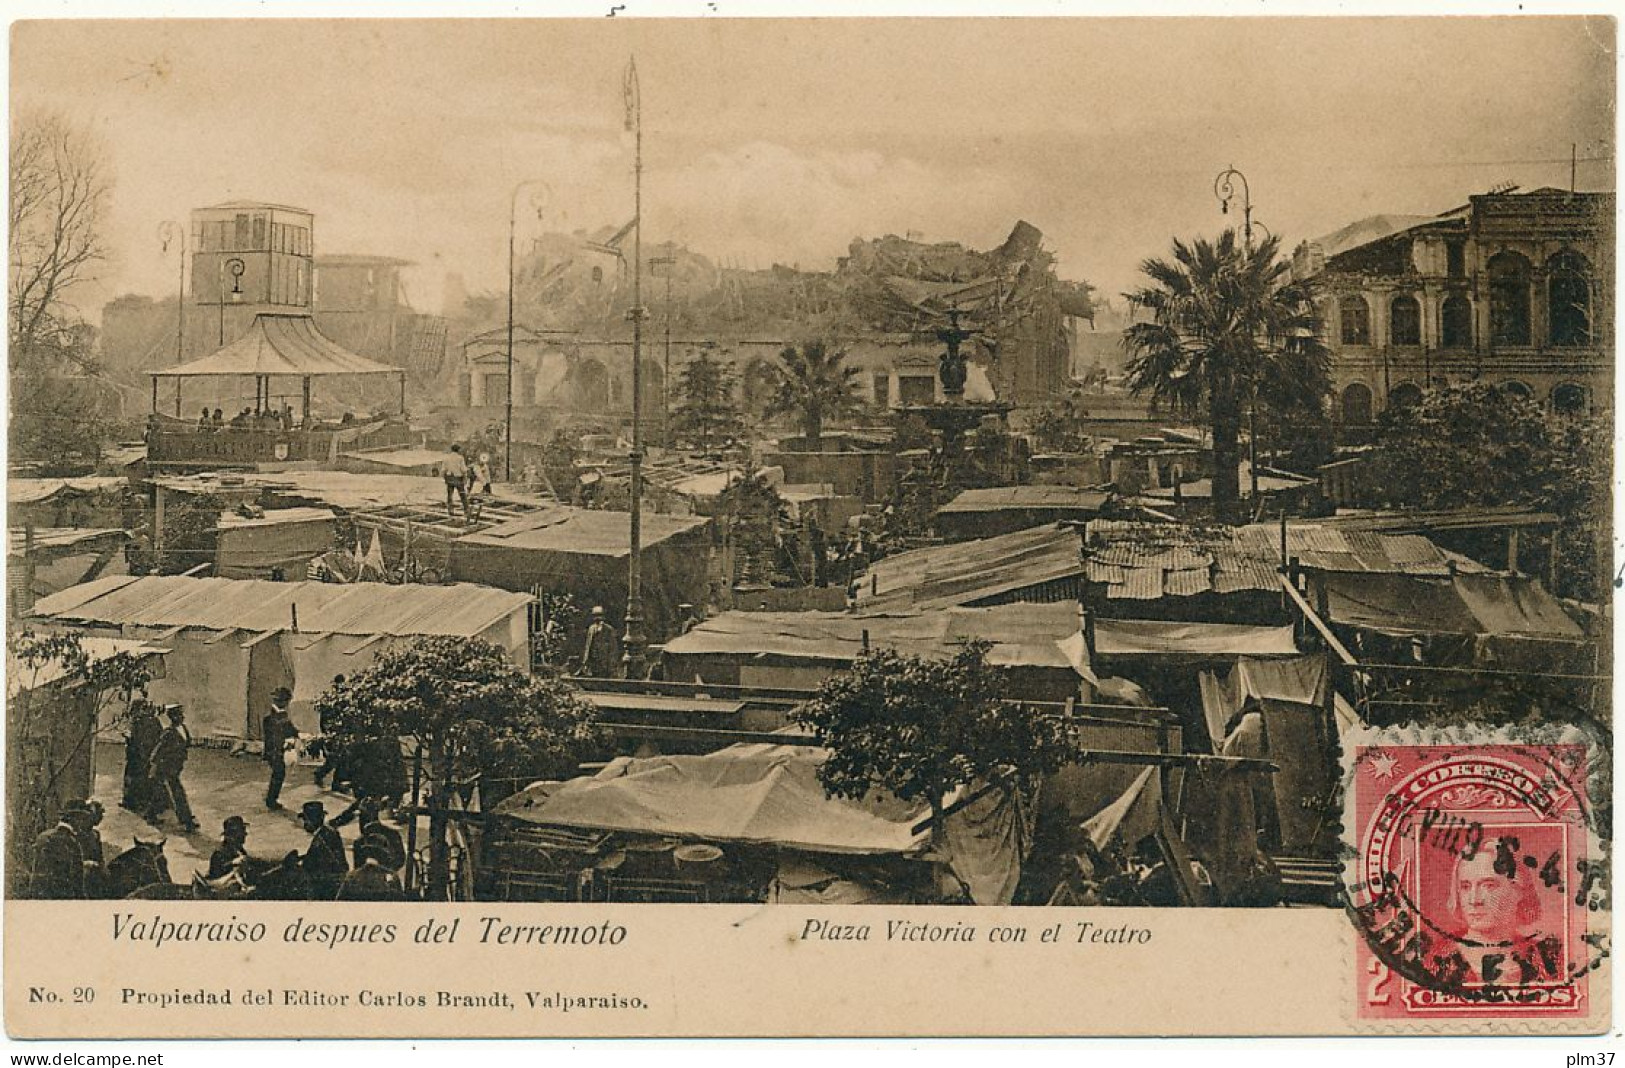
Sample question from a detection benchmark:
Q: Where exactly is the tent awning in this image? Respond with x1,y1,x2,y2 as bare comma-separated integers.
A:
150,313,403,378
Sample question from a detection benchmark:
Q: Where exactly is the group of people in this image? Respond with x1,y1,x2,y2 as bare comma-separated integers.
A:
122,703,199,832
203,796,410,901
28,799,107,898
196,404,301,432
441,443,495,522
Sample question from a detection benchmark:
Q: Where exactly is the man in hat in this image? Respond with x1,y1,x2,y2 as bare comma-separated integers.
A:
299,801,349,900
74,799,107,897
676,603,701,635
30,801,93,898
122,702,162,812
261,687,297,811
579,605,622,678
145,706,198,832
208,816,251,880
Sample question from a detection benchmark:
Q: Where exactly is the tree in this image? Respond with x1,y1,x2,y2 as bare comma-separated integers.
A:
10,111,113,461
764,340,861,451
7,631,157,893
127,492,223,576
315,637,600,899
791,642,1073,896
672,351,743,452
1121,229,1329,521
1369,382,1610,600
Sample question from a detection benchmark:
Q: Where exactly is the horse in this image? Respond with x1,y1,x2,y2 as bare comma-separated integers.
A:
105,837,184,899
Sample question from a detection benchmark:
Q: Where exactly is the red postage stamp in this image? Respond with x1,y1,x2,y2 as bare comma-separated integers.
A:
1345,738,1603,1021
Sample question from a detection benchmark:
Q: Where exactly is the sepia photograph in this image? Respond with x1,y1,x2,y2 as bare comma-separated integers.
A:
3,10,1614,1040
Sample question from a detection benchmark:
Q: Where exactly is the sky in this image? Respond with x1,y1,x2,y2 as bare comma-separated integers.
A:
10,16,1616,321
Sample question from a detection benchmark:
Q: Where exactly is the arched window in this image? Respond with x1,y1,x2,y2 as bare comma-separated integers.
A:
1498,380,1533,401
1339,295,1371,345
1341,383,1373,426
1441,294,1472,349
1547,251,1591,347
1488,252,1532,347
1552,382,1587,416
1390,295,1421,347
1388,383,1424,410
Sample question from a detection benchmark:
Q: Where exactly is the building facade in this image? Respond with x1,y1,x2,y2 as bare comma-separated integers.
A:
1302,188,1612,428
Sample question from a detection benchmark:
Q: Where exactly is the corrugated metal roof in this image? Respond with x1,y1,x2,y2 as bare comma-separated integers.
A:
665,602,1084,672
1163,567,1212,597
1084,519,1470,600
9,477,127,504
938,486,1110,514
856,524,1083,614
458,507,709,557
31,575,530,638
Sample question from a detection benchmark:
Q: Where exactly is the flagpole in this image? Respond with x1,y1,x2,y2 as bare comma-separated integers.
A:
622,56,648,680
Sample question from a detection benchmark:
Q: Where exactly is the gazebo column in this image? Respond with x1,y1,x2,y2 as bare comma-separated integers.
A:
399,371,407,416
302,376,312,426
150,377,158,414
174,378,182,417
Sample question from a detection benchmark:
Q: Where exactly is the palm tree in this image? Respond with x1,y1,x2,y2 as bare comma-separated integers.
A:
764,340,861,451
1121,229,1329,521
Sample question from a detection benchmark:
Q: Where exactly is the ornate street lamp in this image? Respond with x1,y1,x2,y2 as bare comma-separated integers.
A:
506,179,550,480
622,55,649,680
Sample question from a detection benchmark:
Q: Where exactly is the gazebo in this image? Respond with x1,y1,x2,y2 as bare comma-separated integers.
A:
149,312,407,419
146,313,411,468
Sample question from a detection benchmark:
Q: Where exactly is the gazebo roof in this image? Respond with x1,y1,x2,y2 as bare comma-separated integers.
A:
150,313,402,378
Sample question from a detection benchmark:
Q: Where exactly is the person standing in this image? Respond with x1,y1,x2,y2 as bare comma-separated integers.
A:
261,687,297,811
145,705,198,832
299,801,349,900
122,703,162,812
314,674,349,791
208,816,251,880
442,444,470,522
579,606,622,678
74,799,107,896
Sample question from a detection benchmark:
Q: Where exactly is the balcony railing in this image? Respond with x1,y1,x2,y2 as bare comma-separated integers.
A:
145,413,415,468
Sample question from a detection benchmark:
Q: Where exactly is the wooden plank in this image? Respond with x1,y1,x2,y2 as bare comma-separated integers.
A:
238,629,282,649
201,627,241,645
1279,574,1358,666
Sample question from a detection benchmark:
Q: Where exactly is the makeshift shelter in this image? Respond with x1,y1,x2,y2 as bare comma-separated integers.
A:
8,477,130,529
7,527,129,615
855,523,1084,614
493,741,1029,905
29,575,532,738
1198,654,1337,853
935,486,1109,541
449,507,713,643
1315,570,1588,671
661,602,1092,701
214,507,337,580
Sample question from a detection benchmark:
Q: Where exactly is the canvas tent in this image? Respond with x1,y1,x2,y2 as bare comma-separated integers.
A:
449,506,712,643
214,507,337,580
1198,654,1336,853
661,602,1093,700
29,575,532,738
495,741,1028,904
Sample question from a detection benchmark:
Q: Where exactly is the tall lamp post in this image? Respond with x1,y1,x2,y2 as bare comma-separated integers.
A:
157,222,186,364
622,56,649,680
1214,164,1263,507
650,255,676,446
506,179,550,481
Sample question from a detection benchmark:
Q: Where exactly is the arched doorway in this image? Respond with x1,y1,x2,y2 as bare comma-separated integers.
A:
1498,380,1533,402
569,357,610,413
1387,382,1424,411
1551,382,1587,417
1441,294,1472,349
1389,295,1421,347
1341,383,1373,426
